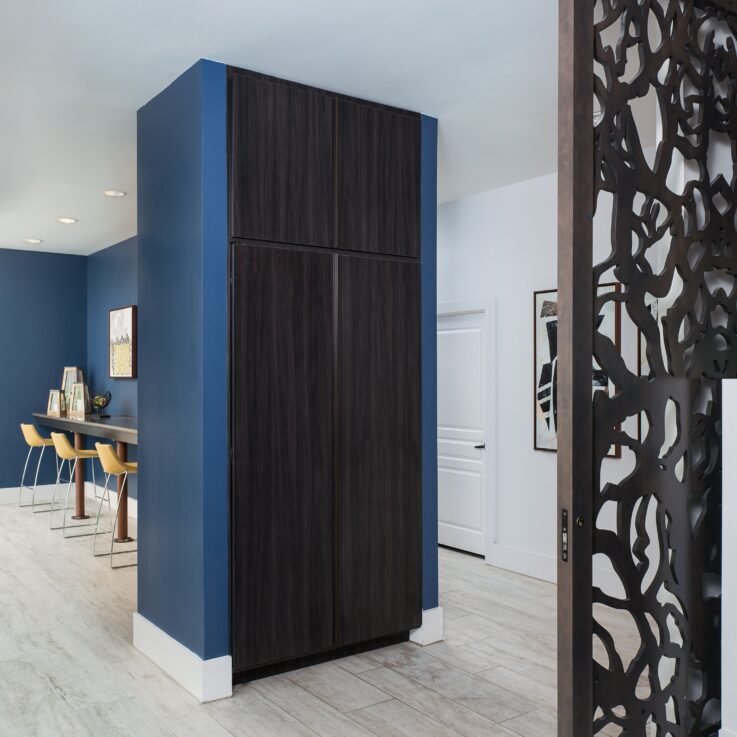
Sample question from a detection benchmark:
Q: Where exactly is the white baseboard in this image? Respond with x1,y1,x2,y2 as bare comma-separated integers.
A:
0,483,56,505
1,482,137,519
720,729,737,737
489,542,557,583
133,613,232,702
488,543,632,600
410,607,444,646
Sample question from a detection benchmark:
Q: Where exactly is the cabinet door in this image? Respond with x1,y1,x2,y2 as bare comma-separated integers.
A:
229,73,335,247
231,243,335,672
336,254,422,645
337,101,420,258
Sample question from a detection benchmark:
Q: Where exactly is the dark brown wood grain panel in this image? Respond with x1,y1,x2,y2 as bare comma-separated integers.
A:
336,254,422,645
557,0,594,735
336,101,420,258
231,242,335,672
229,73,335,247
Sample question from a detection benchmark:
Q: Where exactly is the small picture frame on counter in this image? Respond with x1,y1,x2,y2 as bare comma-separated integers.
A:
62,367,84,409
47,390,66,418
68,382,91,420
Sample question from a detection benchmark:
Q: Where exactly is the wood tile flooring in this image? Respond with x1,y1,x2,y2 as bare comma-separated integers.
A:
0,502,559,737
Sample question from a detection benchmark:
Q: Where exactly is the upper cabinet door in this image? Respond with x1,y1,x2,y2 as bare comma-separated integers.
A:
229,73,335,247
337,101,420,258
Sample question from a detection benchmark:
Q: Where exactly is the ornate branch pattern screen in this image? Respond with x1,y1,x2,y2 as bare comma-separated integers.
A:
592,1,735,734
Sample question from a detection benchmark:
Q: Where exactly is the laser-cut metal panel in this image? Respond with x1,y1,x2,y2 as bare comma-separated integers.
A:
591,1,733,735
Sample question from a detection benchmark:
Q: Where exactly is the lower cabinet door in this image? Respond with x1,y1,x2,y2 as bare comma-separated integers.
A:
336,253,423,645
231,242,335,672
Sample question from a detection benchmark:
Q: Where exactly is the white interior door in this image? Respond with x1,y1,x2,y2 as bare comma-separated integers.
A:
437,309,489,556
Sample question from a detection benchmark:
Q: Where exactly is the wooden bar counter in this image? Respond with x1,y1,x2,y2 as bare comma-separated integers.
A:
33,413,138,541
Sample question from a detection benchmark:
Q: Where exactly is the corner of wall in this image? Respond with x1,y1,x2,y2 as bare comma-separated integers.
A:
421,114,439,611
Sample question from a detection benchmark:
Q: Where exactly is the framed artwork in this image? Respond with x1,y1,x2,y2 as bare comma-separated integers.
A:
68,382,91,420
534,283,621,457
47,390,66,418
637,293,659,441
62,367,83,409
110,305,137,379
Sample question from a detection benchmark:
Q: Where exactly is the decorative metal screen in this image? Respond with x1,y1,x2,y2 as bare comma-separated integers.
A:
591,1,735,734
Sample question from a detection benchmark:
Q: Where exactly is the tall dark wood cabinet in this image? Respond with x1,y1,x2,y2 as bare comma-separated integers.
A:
231,243,335,672
229,67,423,679
336,255,422,645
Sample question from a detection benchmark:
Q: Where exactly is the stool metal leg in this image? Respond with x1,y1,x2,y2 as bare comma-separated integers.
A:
59,458,78,533
49,458,68,529
92,473,114,557
110,471,137,569
18,446,34,507
29,446,54,513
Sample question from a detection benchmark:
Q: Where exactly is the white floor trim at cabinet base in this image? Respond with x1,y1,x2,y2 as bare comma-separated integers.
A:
410,607,444,646
1,483,137,519
132,613,232,703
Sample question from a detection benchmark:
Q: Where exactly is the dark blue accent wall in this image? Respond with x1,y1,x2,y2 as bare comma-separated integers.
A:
0,249,87,487
421,115,439,611
137,59,229,660
86,237,138,497
200,60,230,659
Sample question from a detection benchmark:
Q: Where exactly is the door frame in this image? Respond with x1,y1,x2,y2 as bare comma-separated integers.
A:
436,299,496,562
557,0,594,734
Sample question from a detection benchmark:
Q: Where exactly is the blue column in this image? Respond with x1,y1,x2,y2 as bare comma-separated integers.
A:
137,59,229,660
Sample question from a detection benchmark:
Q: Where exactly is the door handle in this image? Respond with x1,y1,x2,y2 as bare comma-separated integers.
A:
474,444,486,450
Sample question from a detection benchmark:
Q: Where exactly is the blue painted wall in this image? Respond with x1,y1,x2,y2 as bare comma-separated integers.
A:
0,249,87,487
137,60,229,660
87,237,138,415
421,116,439,611
86,237,138,497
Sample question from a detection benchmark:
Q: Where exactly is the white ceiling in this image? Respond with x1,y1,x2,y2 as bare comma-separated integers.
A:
1,1,559,255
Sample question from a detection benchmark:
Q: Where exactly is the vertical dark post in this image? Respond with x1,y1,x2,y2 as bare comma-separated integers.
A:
115,441,131,542
73,431,88,519
557,0,593,735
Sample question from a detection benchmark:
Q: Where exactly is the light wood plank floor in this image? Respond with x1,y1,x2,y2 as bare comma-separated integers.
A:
0,502,559,737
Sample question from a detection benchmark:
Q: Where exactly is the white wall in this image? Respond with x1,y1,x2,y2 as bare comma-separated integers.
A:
722,381,737,737
438,173,559,580
437,171,636,583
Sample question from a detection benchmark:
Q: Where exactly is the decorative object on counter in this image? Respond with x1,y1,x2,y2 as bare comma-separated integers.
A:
109,305,137,379
92,391,112,418
68,382,91,420
47,389,66,418
61,367,84,409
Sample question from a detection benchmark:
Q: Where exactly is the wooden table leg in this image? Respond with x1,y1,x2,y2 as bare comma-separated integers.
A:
115,441,133,543
72,432,89,520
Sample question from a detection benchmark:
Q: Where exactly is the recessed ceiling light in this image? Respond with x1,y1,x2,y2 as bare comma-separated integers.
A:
57,217,78,224
102,190,126,197
24,238,43,245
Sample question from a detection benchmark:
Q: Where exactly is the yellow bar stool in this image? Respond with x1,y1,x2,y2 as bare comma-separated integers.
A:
93,443,138,568
18,424,60,513
49,432,98,538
